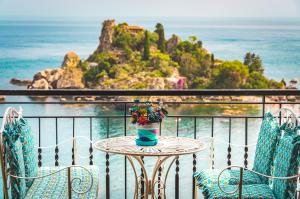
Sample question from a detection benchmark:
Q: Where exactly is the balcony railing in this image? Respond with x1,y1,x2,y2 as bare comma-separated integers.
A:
0,89,299,199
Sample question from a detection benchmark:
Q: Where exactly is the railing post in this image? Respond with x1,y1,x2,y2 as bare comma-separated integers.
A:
72,137,77,165
192,117,197,199
72,117,76,165
244,118,248,168
279,103,282,125
176,117,179,137
106,153,110,199
124,102,127,199
89,117,93,165
38,117,42,167
106,117,110,199
210,118,215,169
227,118,232,167
262,95,266,116
159,121,162,136
175,117,180,199
55,117,59,166
192,153,197,198
175,156,179,199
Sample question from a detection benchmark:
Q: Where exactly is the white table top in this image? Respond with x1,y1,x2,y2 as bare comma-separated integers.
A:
93,136,206,157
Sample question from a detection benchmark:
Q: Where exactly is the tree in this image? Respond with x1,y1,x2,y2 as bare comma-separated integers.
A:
143,31,150,60
210,61,249,89
188,36,198,44
243,52,264,74
197,40,203,48
243,52,252,66
154,23,166,52
244,71,270,89
211,54,215,67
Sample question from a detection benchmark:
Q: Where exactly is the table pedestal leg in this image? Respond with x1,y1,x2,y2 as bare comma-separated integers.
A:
126,155,178,199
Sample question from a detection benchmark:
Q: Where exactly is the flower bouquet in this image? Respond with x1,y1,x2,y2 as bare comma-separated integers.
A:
129,100,168,146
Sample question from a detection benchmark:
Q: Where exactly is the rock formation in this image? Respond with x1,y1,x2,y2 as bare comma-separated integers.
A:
56,68,84,89
29,78,51,89
96,20,116,53
61,51,81,68
10,78,32,86
166,34,181,53
28,51,84,89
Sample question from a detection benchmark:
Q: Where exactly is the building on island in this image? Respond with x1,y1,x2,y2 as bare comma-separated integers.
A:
123,25,144,34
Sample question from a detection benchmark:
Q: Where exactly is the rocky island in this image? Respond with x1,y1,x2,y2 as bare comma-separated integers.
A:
25,19,289,91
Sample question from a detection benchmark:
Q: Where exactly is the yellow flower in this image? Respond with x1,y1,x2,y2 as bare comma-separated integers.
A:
139,108,147,115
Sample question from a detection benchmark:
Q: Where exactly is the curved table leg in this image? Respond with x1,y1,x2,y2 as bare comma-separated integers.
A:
151,156,178,199
126,156,140,199
126,155,179,199
127,155,150,199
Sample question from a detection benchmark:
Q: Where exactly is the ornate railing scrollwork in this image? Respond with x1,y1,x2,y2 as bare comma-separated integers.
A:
7,165,94,195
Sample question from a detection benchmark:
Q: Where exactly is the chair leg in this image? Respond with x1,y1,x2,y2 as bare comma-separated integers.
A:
194,181,198,199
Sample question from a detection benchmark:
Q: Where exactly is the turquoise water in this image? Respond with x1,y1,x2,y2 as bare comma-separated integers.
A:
1,17,300,89
0,18,299,198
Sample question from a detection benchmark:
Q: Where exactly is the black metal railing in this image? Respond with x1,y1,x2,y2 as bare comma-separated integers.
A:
0,89,300,199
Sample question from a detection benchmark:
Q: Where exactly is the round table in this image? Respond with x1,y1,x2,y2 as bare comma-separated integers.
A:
93,136,206,199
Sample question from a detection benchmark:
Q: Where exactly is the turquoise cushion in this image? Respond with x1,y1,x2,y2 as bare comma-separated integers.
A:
272,134,300,199
195,112,280,190
203,184,275,199
25,166,99,199
3,124,27,199
252,112,281,183
194,169,262,191
16,118,38,189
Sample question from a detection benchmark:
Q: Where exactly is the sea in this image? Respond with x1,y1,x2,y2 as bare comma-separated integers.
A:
0,17,299,198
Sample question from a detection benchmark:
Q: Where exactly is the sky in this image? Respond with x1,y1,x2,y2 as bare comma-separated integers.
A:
0,0,300,19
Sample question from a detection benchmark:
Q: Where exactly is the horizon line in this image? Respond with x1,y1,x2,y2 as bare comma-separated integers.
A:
1,15,300,20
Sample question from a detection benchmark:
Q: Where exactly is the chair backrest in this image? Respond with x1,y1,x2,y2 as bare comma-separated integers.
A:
252,112,281,183
0,108,38,198
272,133,299,199
2,123,27,199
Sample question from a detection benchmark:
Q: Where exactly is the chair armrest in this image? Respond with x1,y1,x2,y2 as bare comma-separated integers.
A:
7,165,94,195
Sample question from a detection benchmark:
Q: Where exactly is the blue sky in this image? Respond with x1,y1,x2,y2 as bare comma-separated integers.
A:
0,0,300,18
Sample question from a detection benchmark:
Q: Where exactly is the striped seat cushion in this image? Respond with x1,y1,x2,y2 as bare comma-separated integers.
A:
203,184,275,199
25,166,99,199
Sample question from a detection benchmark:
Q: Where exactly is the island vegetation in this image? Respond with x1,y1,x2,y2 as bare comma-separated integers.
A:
81,20,284,90
27,19,285,91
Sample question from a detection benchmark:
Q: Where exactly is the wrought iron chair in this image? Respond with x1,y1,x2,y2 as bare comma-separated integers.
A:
201,130,300,198
193,108,299,198
0,107,99,199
